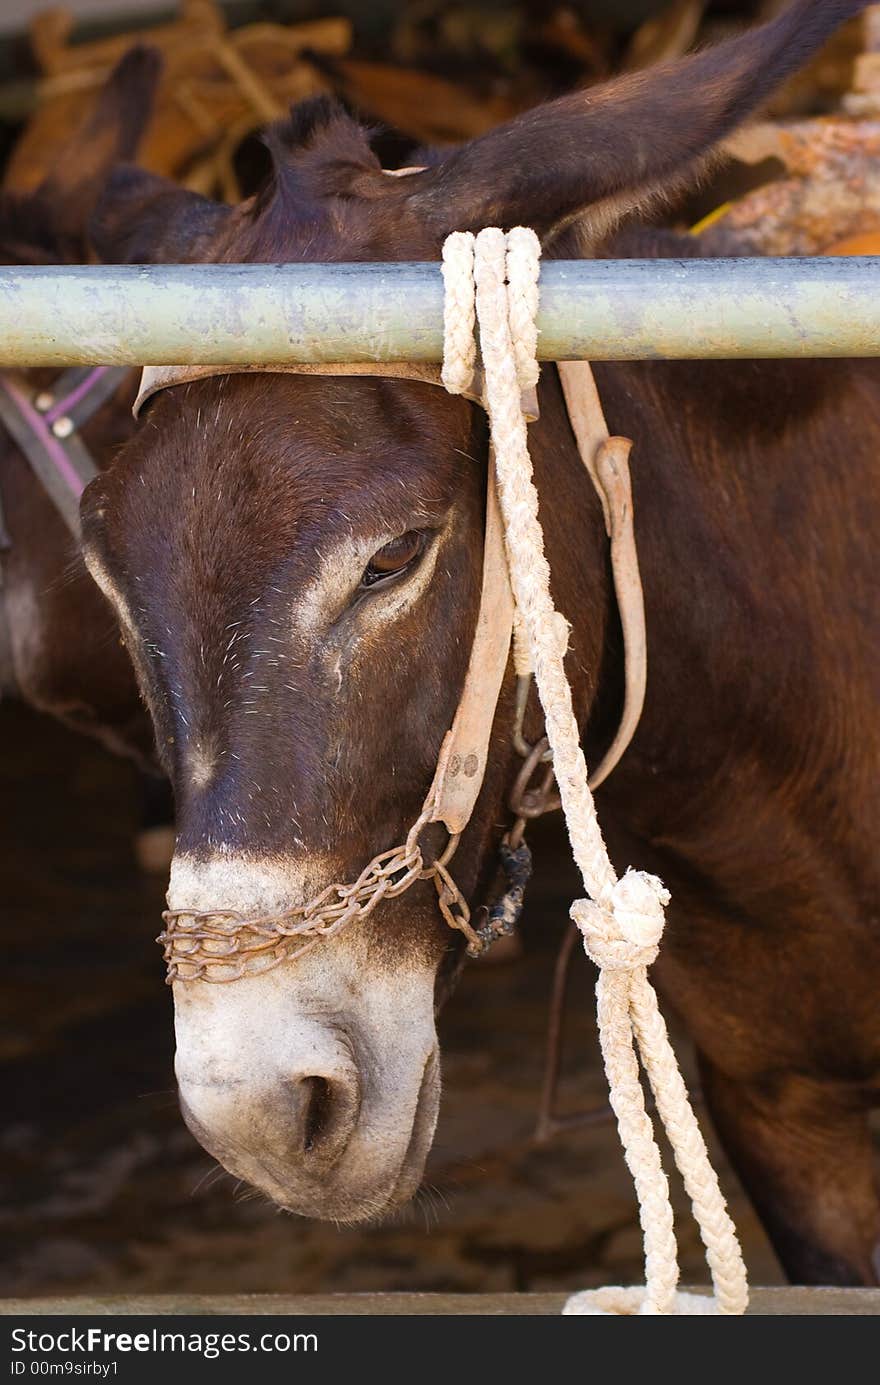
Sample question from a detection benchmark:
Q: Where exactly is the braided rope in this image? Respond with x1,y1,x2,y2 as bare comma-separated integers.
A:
440,227,749,1318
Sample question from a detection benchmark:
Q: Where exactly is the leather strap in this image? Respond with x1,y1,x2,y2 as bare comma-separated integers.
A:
135,360,539,421
135,361,449,416
427,456,513,833
557,361,646,789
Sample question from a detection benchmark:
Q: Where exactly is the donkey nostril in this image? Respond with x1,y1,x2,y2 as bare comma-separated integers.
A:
287,1068,359,1168
302,1075,331,1153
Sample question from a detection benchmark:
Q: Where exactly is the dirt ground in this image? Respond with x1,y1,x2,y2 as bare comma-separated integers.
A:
1,699,782,1299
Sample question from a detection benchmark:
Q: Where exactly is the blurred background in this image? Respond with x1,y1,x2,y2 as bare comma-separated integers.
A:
1,0,875,1303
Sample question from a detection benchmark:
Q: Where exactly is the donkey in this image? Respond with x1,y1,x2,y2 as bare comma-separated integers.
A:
0,49,159,767
84,0,879,1285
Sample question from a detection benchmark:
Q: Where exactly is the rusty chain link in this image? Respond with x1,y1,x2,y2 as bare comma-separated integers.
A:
158,806,479,983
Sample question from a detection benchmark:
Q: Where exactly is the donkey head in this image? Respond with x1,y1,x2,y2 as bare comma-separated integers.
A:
84,0,866,1221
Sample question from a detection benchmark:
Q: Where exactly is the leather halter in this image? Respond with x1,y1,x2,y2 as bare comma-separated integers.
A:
134,356,647,851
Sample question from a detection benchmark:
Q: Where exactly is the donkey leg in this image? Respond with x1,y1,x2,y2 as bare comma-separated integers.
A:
698,1056,880,1285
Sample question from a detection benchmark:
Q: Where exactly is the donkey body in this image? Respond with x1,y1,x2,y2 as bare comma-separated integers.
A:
76,0,878,1285
594,330,880,1286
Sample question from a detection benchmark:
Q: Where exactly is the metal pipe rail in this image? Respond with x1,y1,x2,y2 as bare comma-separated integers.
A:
0,258,879,366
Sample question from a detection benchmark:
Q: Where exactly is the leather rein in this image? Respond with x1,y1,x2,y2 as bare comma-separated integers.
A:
146,354,649,982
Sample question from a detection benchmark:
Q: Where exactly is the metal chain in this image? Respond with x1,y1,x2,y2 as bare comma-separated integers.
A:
159,808,479,983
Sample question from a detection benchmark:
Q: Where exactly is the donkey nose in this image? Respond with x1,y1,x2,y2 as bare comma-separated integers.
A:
175,1023,362,1179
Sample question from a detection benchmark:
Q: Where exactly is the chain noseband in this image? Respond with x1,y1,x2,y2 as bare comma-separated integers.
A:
159,664,622,983
159,678,560,982
159,806,476,984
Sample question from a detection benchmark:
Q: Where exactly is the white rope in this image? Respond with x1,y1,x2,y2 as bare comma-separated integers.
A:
440,227,749,1318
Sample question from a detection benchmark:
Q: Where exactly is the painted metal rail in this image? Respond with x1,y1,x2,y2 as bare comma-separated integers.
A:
1,257,879,366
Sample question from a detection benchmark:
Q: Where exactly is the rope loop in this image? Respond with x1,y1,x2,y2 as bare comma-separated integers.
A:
440,231,477,396
563,1286,723,1316
440,225,749,1318
505,227,541,391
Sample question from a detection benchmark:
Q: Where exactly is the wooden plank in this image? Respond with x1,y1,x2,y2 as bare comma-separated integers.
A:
2,1289,879,1315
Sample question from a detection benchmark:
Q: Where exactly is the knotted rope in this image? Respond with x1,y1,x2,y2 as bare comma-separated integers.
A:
441,227,749,1317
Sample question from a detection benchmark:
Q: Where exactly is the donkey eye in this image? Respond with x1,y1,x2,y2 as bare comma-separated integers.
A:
360,530,427,590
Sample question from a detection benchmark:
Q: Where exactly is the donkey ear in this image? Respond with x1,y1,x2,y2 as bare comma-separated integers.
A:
90,166,233,263
48,45,161,212
393,0,868,242
11,44,162,252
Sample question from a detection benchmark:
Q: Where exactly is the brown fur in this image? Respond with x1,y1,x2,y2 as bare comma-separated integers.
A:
593,337,880,1285
20,0,878,1281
